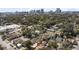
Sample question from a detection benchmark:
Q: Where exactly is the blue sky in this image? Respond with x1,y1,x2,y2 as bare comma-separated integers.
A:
0,8,79,12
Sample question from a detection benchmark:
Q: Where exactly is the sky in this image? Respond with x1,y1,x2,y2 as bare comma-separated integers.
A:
0,0,79,12
0,8,79,12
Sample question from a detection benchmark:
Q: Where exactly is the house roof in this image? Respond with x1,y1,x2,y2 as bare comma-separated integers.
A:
0,24,20,32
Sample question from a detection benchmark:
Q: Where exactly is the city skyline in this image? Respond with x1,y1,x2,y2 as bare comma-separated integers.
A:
0,8,79,12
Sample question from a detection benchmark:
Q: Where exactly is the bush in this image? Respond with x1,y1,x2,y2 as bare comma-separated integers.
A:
2,35,7,41
0,32,4,35
22,40,33,50
0,44,4,50
62,40,73,50
48,40,58,50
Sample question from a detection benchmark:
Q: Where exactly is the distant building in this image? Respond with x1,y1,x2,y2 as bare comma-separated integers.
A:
40,9,44,13
55,8,61,13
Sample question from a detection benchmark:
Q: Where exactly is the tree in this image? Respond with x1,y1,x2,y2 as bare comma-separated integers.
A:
48,40,58,50
0,44,4,50
22,40,33,50
63,23,75,38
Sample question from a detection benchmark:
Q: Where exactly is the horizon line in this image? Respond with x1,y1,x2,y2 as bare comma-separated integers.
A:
0,8,79,12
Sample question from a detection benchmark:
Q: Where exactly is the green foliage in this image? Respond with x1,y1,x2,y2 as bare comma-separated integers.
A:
62,23,76,38
2,35,7,41
48,40,58,49
62,40,73,50
0,32,4,35
0,44,4,50
22,40,33,50
1,9,79,50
